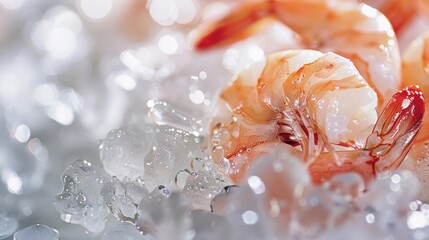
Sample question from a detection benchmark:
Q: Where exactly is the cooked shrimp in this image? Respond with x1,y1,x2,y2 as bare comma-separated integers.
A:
359,0,417,33
401,33,429,144
360,0,429,50
210,50,424,186
121,0,151,41
193,0,400,110
398,34,429,188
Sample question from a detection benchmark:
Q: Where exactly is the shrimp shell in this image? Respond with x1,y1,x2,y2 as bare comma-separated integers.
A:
194,0,401,110
210,50,424,185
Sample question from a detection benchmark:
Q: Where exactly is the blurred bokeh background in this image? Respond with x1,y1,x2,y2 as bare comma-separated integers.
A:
0,0,234,239
0,0,313,238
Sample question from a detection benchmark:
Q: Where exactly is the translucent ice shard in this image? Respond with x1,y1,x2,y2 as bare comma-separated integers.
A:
355,171,420,239
208,149,312,239
13,224,59,240
317,219,387,240
210,185,239,215
53,159,109,233
325,173,365,200
409,156,429,200
297,186,354,237
148,100,205,134
137,191,191,239
101,177,149,219
100,126,154,181
0,213,17,239
362,171,419,211
143,126,201,191
182,170,226,211
102,222,147,240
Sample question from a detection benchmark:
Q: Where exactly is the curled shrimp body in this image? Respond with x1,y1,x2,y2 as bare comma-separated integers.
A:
360,0,418,33
194,0,400,109
398,34,429,194
360,0,429,50
211,50,424,185
401,33,429,145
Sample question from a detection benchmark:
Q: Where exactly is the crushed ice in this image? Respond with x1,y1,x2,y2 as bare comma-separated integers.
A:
13,224,59,240
50,107,429,239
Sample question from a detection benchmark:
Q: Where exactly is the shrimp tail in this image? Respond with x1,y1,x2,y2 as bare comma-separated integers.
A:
309,86,424,186
194,0,273,50
368,86,425,172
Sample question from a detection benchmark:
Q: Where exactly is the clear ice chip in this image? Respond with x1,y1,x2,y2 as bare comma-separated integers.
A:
53,159,109,233
137,190,191,239
101,177,149,219
183,170,226,211
148,100,204,133
100,126,154,181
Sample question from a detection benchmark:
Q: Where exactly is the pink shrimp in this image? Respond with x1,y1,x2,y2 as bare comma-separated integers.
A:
210,50,424,186
359,0,429,50
193,0,401,110
396,34,429,196
359,0,418,33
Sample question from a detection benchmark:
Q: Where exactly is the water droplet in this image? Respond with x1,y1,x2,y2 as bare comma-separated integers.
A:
175,169,190,190
191,158,204,171
212,146,224,162
211,136,221,146
220,158,231,172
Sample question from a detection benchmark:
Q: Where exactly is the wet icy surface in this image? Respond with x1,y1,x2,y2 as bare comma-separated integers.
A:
101,177,148,220
13,224,59,240
53,159,109,233
102,222,147,240
100,126,154,181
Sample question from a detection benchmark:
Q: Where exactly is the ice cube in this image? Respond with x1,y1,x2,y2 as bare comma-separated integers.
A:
325,173,365,200
242,148,310,223
101,177,149,219
53,159,109,233
352,171,420,239
137,191,191,239
148,100,205,134
361,170,419,211
102,222,147,240
413,156,429,200
143,126,200,191
100,126,154,181
0,213,17,239
210,185,239,215
296,187,354,237
182,170,226,211
13,224,59,240
317,218,386,240
200,150,311,239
